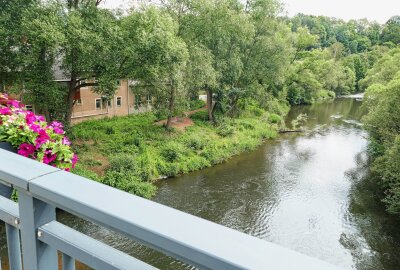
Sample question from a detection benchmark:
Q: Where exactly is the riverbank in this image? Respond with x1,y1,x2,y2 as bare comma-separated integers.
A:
71,110,281,198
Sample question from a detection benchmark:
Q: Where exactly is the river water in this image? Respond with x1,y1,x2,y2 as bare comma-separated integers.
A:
1,97,400,269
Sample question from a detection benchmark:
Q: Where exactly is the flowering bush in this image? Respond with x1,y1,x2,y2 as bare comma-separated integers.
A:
0,93,77,171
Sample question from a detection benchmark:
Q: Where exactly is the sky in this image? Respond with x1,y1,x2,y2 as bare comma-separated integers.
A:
282,0,399,23
101,0,400,24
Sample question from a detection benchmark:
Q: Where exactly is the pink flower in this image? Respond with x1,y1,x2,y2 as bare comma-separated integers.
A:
7,100,23,108
35,129,50,148
18,143,35,157
29,123,41,133
25,111,37,125
43,149,57,164
71,154,78,168
50,121,64,134
0,107,12,115
37,115,45,122
62,137,71,145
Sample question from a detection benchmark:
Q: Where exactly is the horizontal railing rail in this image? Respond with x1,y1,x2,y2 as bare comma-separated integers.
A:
0,149,342,270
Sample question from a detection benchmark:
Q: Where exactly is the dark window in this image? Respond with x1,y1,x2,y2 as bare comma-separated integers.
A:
95,98,101,109
25,105,34,112
107,99,112,107
116,97,122,107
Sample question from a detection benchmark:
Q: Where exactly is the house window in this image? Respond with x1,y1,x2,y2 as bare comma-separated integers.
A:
95,98,102,109
75,99,82,106
146,95,152,105
116,96,122,107
25,105,34,112
135,95,141,109
107,99,112,107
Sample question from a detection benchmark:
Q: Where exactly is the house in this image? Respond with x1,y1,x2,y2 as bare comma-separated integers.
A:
52,63,152,124
70,80,152,125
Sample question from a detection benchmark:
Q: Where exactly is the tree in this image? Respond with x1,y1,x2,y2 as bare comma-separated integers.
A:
382,16,400,45
122,7,189,128
0,0,38,86
5,0,124,125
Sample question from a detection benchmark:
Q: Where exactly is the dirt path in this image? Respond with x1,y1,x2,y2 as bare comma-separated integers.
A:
155,107,206,130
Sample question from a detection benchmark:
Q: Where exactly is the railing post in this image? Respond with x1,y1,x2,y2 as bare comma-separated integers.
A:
62,254,75,270
5,223,22,270
18,190,57,270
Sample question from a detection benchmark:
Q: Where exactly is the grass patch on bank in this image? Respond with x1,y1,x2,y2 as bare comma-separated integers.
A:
70,111,280,198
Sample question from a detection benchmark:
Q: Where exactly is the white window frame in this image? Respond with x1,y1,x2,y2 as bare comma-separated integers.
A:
116,96,122,107
95,98,102,110
107,99,112,107
146,95,152,105
75,99,82,106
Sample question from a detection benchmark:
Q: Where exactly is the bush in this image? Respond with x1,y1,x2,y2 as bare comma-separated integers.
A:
190,110,209,122
102,170,156,199
109,154,137,172
267,113,282,124
216,124,235,137
188,99,206,110
160,142,187,162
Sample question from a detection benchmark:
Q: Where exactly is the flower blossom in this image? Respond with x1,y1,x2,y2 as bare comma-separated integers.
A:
50,121,64,134
71,154,78,168
18,143,35,157
0,107,12,115
43,149,57,164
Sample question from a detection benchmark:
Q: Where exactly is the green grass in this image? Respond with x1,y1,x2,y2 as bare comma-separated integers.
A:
70,111,280,198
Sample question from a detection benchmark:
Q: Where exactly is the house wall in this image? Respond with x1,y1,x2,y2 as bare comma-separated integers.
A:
71,80,135,124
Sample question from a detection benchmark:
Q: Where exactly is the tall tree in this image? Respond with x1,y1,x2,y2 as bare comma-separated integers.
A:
122,7,189,128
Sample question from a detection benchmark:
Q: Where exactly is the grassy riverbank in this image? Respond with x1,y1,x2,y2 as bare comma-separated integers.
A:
71,110,281,198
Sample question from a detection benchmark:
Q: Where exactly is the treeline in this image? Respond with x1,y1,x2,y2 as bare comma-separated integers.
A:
1,0,399,126
361,48,400,214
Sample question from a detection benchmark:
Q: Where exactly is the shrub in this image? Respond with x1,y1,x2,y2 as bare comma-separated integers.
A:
109,154,137,172
190,110,209,122
160,142,187,162
267,113,282,124
188,99,206,110
216,124,235,137
102,170,156,199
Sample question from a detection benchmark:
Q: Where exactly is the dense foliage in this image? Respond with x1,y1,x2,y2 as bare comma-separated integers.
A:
362,48,400,214
1,1,399,121
71,109,280,198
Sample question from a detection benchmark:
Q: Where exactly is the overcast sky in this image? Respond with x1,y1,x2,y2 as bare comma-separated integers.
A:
101,0,400,24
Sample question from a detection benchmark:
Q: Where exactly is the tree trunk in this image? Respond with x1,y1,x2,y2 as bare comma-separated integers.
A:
65,78,76,127
206,88,213,122
166,85,175,129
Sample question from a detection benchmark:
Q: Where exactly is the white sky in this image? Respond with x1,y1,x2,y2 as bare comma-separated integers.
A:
101,0,400,24
282,0,400,23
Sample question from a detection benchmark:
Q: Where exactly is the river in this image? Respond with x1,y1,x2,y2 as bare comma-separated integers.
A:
1,97,400,269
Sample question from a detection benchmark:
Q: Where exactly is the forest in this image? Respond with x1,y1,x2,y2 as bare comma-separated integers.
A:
1,0,400,214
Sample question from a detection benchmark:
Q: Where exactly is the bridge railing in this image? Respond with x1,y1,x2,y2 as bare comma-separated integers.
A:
0,149,341,270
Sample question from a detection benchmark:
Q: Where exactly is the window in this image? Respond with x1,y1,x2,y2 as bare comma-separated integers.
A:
95,98,102,109
107,99,112,107
116,96,122,107
25,105,34,112
75,99,82,106
146,95,152,105
134,95,141,109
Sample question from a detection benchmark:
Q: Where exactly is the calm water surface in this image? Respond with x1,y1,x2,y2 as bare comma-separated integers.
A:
2,97,400,269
